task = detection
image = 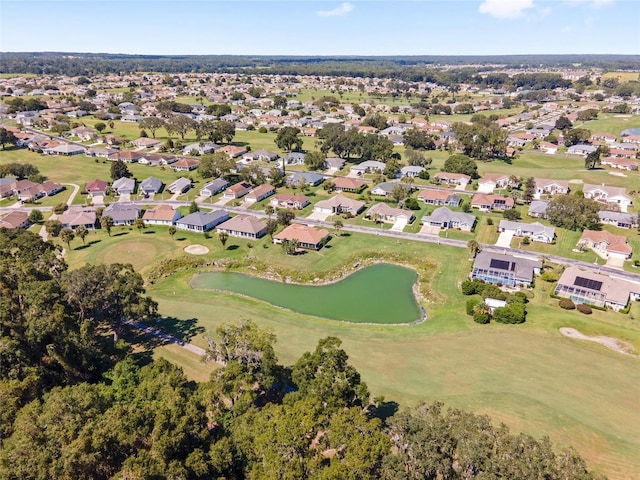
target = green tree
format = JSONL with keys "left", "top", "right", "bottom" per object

{"left": 333, "top": 219, "right": 344, "bottom": 236}
{"left": 60, "top": 227, "right": 75, "bottom": 250}
{"left": 100, "top": 215, "right": 114, "bottom": 236}
{"left": 199, "top": 152, "right": 235, "bottom": 179}
{"left": 467, "top": 239, "right": 480, "bottom": 258}
{"left": 443, "top": 154, "right": 479, "bottom": 178}
{"left": 265, "top": 218, "right": 279, "bottom": 239}
{"left": 28, "top": 209, "right": 44, "bottom": 224}
{"left": 139, "top": 116, "right": 166, "bottom": 138}
{"left": 276, "top": 209, "right": 295, "bottom": 226}
{"left": 110, "top": 160, "right": 131, "bottom": 180}
{"left": 189, "top": 200, "right": 199, "bottom": 214}
{"left": 168, "top": 225, "right": 176, "bottom": 239}
{"left": 564, "top": 128, "right": 591, "bottom": 147}
{"left": 218, "top": 231, "right": 229, "bottom": 249}
{"left": 75, "top": 225, "right": 88, "bottom": 245}
{"left": 304, "top": 150, "right": 326, "bottom": 170}
{"left": 45, "top": 219, "right": 63, "bottom": 237}
{"left": 523, "top": 176, "right": 536, "bottom": 203}
{"left": 94, "top": 122, "right": 106, "bottom": 133}
{"left": 0, "top": 128, "right": 18, "bottom": 149}
{"left": 546, "top": 194, "right": 600, "bottom": 231}
{"left": 452, "top": 121, "right": 507, "bottom": 159}
{"left": 133, "top": 217, "right": 145, "bottom": 232}
{"left": 403, "top": 128, "right": 435, "bottom": 150}
{"left": 165, "top": 115, "right": 197, "bottom": 140}
{"left": 274, "top": 126, "right": 303, "bottom": 152}
{"left": 291, "top": 337, "right": 369, "bottom": 409}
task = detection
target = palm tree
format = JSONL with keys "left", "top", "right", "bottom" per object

{"left": 333, "top": 219, "right": 344, "bottom": 236}
{"left": 265, "top": 205, "right": 275, "bottom": 219}
{"left": 467, "top": 240, "right": 480, "bottom": 258}
{"left": 60, "top": 228, "right": 75, "bottom": 250}
{"left": 100, "top": 215, "right": 114, "bottom": 236}
{"left": 168, "top": 226, "right": 176, "bottom": 240}
{"left": 75, "top": 225, "right": 88, "bottom": 245}
{"left": 133, "top": 218, "right": 145, "bottom": 233}
{"left": 218, "top": 231, "right": 229, "bottom": 250}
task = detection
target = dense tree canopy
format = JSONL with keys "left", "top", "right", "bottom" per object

{"left": 546, "top": 194, "right": 601, "bottom": 231}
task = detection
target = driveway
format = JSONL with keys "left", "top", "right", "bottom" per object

{"left": 391, "top": 218, "right": 408, "bottom": 232}
{"left": 119, "top": 194, "right": 131, "bottom": 202}
{"left": 91, "top": 195, "right": 105, "bottom": 206}
{"left": 495, "top": 230, "right": 515, "bottom": 248}
{"left": 420, "top": 224, "right": 441, "bottom": 236}
{"left": 306, "top": 210, "right": 332, "bottom": 221}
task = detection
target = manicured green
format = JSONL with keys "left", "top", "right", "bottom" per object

{"left": 191, "top": 263, "right": 421, "bottom": 324}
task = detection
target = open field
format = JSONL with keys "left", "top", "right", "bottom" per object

{"left": 601, "top": 71, "right": 640, "bottom": 83}
{"left": 579, "top": 113, "right": 640, "bottom": 136}
{"left": 31, "top": 190, "right": 640, "bottom": 480}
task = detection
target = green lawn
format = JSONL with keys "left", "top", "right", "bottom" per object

{"left": 48, "top": 206, "right": 640, "bottom": 480}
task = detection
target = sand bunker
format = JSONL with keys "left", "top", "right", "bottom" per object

{"left": 184, "top": 244, "right": 210, "bottom": 255}
{"left": 560, "top": 327, "right": 637, "bottom": 357}
{"left": 608, "top": 171, "right": 627, "bottom": 177}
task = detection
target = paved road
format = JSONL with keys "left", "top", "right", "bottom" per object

{"left": 3, "top": 196, "right": 639, "bottom": 284}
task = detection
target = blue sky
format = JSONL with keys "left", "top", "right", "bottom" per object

{"left": 1, "top": 0, "right": 638, "bottom": 55}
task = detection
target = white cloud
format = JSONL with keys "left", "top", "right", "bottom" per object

{"left": 565, "top": 0, "right": 615, "bottom": 8}
{"left": 479, "top": 0, "right": 535, "bottom": 18}
{"left": 316, "top": 2, "right": 354, "bottom": 17}
{"left": 540, "top": 6, "right": 552, "bottom": 17}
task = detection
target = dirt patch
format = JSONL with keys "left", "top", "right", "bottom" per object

{"left": 560, "top": 327, "right": 637, "bottom": 357}
{"left": 184, "top": 244, "right": 210, "bottom": 255}
{"left": 608, "top": 171, "right": 627, "bottom": 177}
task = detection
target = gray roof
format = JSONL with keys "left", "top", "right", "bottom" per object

{"left": 176, "top": 210, "right": 228, "bottom": 228}
{"left": 103, "top": 203, "right": 140, "bottom": 222}
{"left": 140, "top": 177, "right": 163, "bottom": 193}
{"left": 473, "top": 251, "right": 542, "bottom": 283}
{"left": 0, "top": 177, "right": 17, "bottom": 188}
{"left": 287, "top": 171, "right": 324, "bottom": 185}
{"left": 598, "top": 210, "right": 636, "bottom": 224}
{"left": 400, "top": 166, "right": 425, "bottom": 174}
{"left": 422, "top": 207, "right": 475, "bottom": 226}
{"left": 201, "top": 178, "right": 229, "bottom": 193}
{"left": 499, "top": 220, "right": 555, "bottom": 238}
{"left": 168, "top": 177, "right": 192, "bottom": 193}
{"left": 528, "top": 200, "right": 549, "bottom": 215}
{"left": 112, "top": 177, "right": 135, "bottom": 191}
{"left": 371, "top": 182, "right": 398, "bottom": 194}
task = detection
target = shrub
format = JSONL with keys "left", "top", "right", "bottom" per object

{"left": 53, "top": 203, "right": 68, "bottom": 215}
{"left": 493, "top": 303, "right": 526, "bottom": 324}
{"left": 559, "top": 299, "right": 576, "bottom": 310}
{"left": 473, "top": 310, "right": 490, "bottom": 324}
{"left": 404, "top": 197, "right": 421, "bottom": 210}
{"left": 466, "top": 297, "right": 481, "bottom": 316}
{"left": 576, "top": 304, "right": 592, "bottom": 314}
{"left": 522, "top": 236, "right": 530, "bottom": 245}
{"left": 486, "top": 217, "right": 494, "bottom": 226}
{"left": 461, "top": 279, "right": 484, "bottom": 295}
{"left": 540, "top": 271, "right": 559, "bottom": 282}
{"left": 508, "top": 292, "right": 528, "bottom": 305}
{"left": 481, "top": 284, "right": 508, "bottom": 300}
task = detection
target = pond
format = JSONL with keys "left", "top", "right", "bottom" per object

{"left": 191, "top": 263, "right": 423, "bottom": 324}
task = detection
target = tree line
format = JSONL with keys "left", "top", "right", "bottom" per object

{"left": 0, "top": 230, "right": 605, "bottom": 479}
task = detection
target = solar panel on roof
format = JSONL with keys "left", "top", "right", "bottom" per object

{"left": 489, "top": 258, "right": 511, "bottom": 271}
{"left": 574, "top": 276, "right": 603, "bottom": 291}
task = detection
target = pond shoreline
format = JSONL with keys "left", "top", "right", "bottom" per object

{"left": 190, "top": 261, "right": 428, "bottom": 326}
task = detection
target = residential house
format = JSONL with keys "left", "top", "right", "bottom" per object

{"left": 433, "top": 172, "right": 471, "bottom": 188}
{"left": 471, "top": 251, "right": 542, "bottom": 287}
{"left": 471, "top": 193, "right": 514, "bottom": 212}
{"left": 243, "top": 149, "right": 279, "bottom": 163}
{"left": 331, "top": 177, "right": 366, "bottom": 193}
{"left": 139, "top": 177, "right": 163, "bottom": 195}
{"left": 167, "top": 177, "right": 192, "bottom": 194}
{"left": 86, "top": 146, "right": 119, "bottom": 158}
{"left": 175, "top": 210, "right": 229, "bottom": 233}
{"left": 417, "top": 189, "right": 462, "bottom": 207}
{"left": 216, "top": 215, "right": 267, "bottom": 239}
{"left": 567, "top": 144, "right": 598, "bottom": 156}
{"left": 39, "top": 181, "right": 64, "bottom": 197}
{"left": 400, "top": 166, "right": 425, "bottom": 178}
{"left": 0, "top": 210, "right": 30, "bottom": 229}
{"left": 533, "top": 178, "right": 570, "bottom": 199}
{"left": 43, "top": 143, "right": 86, "bottom": 156}
{"left": 131, "top": 137, "right": 163, "bottom": 149}
{"left": 421, "top": 207, "right": 476, "bottom": 231}
{"left": 182, "top": 142, "right": 218, "bottom": 156}
{"left": 314, "top": 194, "right": 365, "bottom": 216}
{"left": 600, "top": 157, "right": 639, "bottom": 171}
{"left": 223, "top": 181, "right": 253, "bottom": 199}
{"left": 70, "top": 126, "right": 98, "bottom": 141}
{"left": 283, "top": 152, "right": 306, "bottom": 165}
{"left": 554, "top": 267, "right": 640, "bottom": 311}
{"left": 583, "top": 184, "right": 633, "bottom": 212}
{"left": 598, "top": 210, "right": 638, "bottom": 229}
{"left": 498, "top": 220, "right": 555, "bottom": 243}
{"left": 371, "top": 182, "right": 401, "bottom": 197}
{"left": 477, "top": 173, "right": 516, "bottom": 193}
{"left": 365, "top": 203, "right": 415, "bottom": 224}
{"left": 218, "top": 145, "right": 247, "bottom": 158}
{"left": 273, "top": 224, "right": 330, "bottom": 250}
{"left": 171, "top": 157, "right": 200, "bottom": 171}
{"left": 527, "top": 200, "right": 549, "bottom": 218}
{"left": 287, "top": 171, "right": 324, "bottom": 187}
{"left": 143, "top": 204, "right": 182, "bottom": 226}
{"left": 112, "top": 177, "right": 136, "bottom": 195}
{"left": 58, "top": 207, "right": 97, "bottom": 230}
{"left": 103, "top": 203, "right": 141, "bottom": 225}
{"left": 199, "top": 178, "right": 229, "bottom": 197}
{"left": 537, "top": 141, "right": 559, "bottom": 154}
{"left": 246, "top": 184, "right": 276, "bottom": 204}
{"left": 138, "top": 153, "right": 176, "bottom": 166}
{"left": 578, "top": 230, "right": 632, "bottom": 259}
{"left": 270, "top": 193, "right": 310, "bottom": 210}
{"left": 85, "top": 179, "right": 109, "bottom": 197}
{"left": 108, "top": 150, "right": 142, "bottom": 163}
{"left": 324, "top": 157, "right": 346, "bottom": 171}
{"left": 349, "top": 160, "right": 385, "bottom": 176}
